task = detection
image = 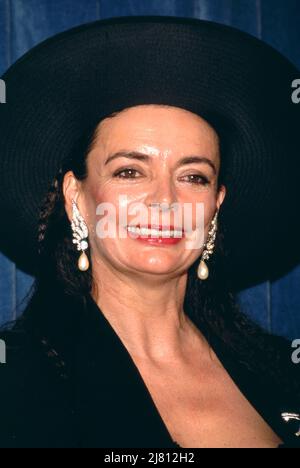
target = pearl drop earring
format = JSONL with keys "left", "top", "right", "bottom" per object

{"left": 71, "top": 199, "right": 90, "bottom": 272}
{"left": 197, "top": 210, "right": 218, "bottom": 280}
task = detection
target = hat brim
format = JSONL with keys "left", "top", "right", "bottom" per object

{"left": 0, "top": 15, "right": 299, "bottom": 290}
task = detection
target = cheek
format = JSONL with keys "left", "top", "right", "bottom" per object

{"left": 204, "top": 196, "right": 217, "bottom": 226}
{"left": 180, "top": 190, "right": 218, "bottom": 229}
{"left": 87, "top": 181, "right": 116, "bottom": 205}
{"left": 85, "top": 183, "right": 140, "bottom": 243}
{"left": 85, "top": 183, "right": 119, "bottom": 222}
{"left": 86, "top": 180, "right": 143, "bottom": 212}
{"left": 81, "top": 184, "right": 113, "bottom": 241}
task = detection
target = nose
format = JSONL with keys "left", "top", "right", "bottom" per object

{"left": 146, "top": 175, "right": 178, "bottom": 209}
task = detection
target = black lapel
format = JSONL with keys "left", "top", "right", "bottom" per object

{"left": 70, "top": 294, "right": 177, "bottom": 448}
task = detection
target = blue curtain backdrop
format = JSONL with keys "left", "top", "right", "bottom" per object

{"left": 0, "top": 0, "right": 300, "bottom": 338}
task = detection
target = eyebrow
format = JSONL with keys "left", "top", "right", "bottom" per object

{"left": 104, "top": 150, "right": 217, "bottom": 175}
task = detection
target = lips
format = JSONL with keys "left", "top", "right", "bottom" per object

{"left": 128, "top": 223, "right": 184, "bottom": 232}
{"left": 125, "top": 223, "right": 185, "bottom": 244}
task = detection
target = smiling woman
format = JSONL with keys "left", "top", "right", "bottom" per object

{"left": 62, "top": 104, "right": 224, "bottom": 287}
{"left": 0, "top": 16, "right": 299, "bottom": 448}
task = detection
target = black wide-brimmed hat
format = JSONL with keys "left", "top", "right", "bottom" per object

{"left": 0, "top": 15, "right": 299, "bottom": 290}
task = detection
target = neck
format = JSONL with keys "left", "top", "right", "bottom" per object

{"left": 91, "top": 258, "right": 203, "bottom": 362}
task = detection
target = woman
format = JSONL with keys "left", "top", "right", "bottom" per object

{"left": 0, "top": 16, "right": 299, "bottom": 448}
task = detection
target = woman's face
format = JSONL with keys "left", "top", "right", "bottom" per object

{"left": 64, "top": 104, "right": 226, "bottom": 279}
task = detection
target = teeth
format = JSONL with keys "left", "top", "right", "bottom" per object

{"left": 126, "top": 226, "right": 183, "bottom": 238}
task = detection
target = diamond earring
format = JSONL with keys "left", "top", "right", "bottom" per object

{"left": 197, "top": 210, "right": 218, "bottom": 280}
{"left": 71, "top": 199, "right": 90, "bottom": 272}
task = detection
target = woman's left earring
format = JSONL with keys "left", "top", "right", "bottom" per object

{"left": 197, "top": 210, "right": 218, "bottom": 281}
{"left": 71, "top": 199, "right": 90, "bottom": 272}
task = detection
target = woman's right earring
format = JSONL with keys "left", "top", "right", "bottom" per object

{"left": 197, "top": 210, "right": 218, "bottom": 281}
{"left": 71, "top": 199, "right": 90, "bottom": 272}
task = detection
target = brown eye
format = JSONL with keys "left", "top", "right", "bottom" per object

{"left": 113, "top": 168, "right": 141, "bottom": 179}
{"left": 181, "top": 174, "right": 210, "bottom": 185}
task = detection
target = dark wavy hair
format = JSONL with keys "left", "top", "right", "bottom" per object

{"left": 8, "top": 107, "right": 299, "bottom": 398}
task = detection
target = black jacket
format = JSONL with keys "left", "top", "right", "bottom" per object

{"left": 0, "top": 288, "right": 299, "bottom": 448}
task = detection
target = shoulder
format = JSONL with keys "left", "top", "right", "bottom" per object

{"left": 0, "top": 325, "right": 76, "bottom": 448}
